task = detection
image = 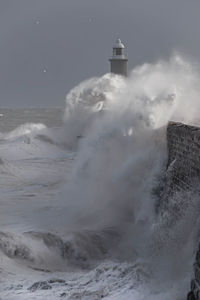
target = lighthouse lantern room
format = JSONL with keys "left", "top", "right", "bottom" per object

{"left": 109, "top": 38, "right": 128, "bottom": 76}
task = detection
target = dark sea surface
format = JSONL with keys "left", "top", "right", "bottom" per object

{"left": 0, "top": 108, "right": 63, "bottom": 132}
{"left": 0, "top": 108, "right": 142, "bottom": 300}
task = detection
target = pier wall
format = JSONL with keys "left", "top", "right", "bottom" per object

{"left": 166, "top": 122, "right": 200, "bottom": 193}
{"left": 166, "top": 122, "right": 200, "bottom": 299}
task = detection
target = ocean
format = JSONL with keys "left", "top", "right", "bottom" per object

{"left": 1, "top": 56, "right": 200, "bottom": 299}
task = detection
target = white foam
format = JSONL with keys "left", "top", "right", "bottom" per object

{"left": 1, "top": 55, "right": 200, "bottom": 299}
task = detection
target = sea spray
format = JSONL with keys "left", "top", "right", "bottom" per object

{"left": 1, "top": 55, "right": 200, "bottom": 299}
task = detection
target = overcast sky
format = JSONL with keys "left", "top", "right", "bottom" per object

{"left": 0, "top": 0, "right": 200, "bottom": 107}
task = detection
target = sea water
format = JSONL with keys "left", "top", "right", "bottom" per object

{"left": 1, "top": 56, "right": 200, "bottom": 299}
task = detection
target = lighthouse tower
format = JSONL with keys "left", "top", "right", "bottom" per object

{"left": 109, "top": 38, "right": 128, "bottom": 76}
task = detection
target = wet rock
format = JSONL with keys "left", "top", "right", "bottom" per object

{"left": 196, "top": 250, "right": 200, "bottom": 266}
{"left": 29, "top": 266, "right": 51, "bottom": 273}
{"left": 60, "top": 292, "right": 67, "bottom": 297}
{"left": 6, "top": 284, "right": 23, "bottom": 291}
{"left": 48, "top": 278, "right": 65, "bottom": 284}
{"left": 68, "top": 290, "right": 106, "bottom": 299}
{"left": 28, "top": 281, "right": 52, "bottom": 292}
{"left": 0, "top": 231, "right": 33, "bottom": 261}
{"left": 195, "top": 264, "right": 200, "bottom": 285}
{"left": 187, "top": 291, "right": 195, "bottom": 300}
{"left": 188, "top": 246, "right": 200, "bottom": 299}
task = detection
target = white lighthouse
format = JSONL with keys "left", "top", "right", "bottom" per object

{"left": 109, "top": 38, "right": 128, "bottom": 76}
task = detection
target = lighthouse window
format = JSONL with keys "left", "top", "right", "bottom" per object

{"left": 116, "top": 48, "right": 122, "bottom": 55}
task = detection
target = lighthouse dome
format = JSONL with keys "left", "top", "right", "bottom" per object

{"left": 109, "top": 38, "right": 128, "bottom": 76}
{"left": 114, "top": 38, "right": 125, "bottom": 49}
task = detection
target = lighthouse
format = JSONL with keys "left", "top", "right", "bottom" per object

{"left": 109, "top": 38, "right": 128, "bottom": 76}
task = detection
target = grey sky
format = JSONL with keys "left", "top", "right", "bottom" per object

{"left": 0, "top": 0, "right": 200, "bottom": 107}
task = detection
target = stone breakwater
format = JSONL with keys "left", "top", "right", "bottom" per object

{"left": 167, "top": 122, "right": 200, "bottom": 192}
{"left": 166, "top": 122, "right": 200, "bottom": 300}
{"left": 189, "top": 244, "right": 200, "bottom": 300}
